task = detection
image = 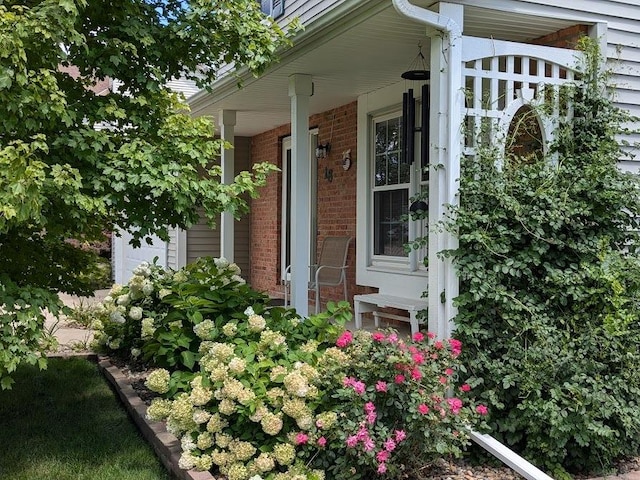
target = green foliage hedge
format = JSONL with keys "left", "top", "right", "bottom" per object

{"left": 445, "top": 38, "right": 640, "bottom": 476}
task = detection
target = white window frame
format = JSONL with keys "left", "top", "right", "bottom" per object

{"left": 370, "top": 111, "right": 427, "bottom": 272}
{"left": 356, "top": 81, "right": 428, "bottom": 299}
{"left": 259, "top": 0, "right": 284, "bottom": 19}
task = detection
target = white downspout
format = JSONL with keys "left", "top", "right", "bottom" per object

{"left": 391, "top": 0, "right": 463, "bottom": 339}
{"left": 392, "top": 0, "right": 461, "bottom": 38}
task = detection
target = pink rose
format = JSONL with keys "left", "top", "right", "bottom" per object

{"left": 317, "top": 436, "right": 327, "bottom": 447}
{"left": 447, "top": 397, "right": 463, "bottom": 415}
{"left": 412, "top": 352, "right": 425, "bottom": 365}
{"left": 460, "top": 383, "right": 471, "bottom": 392}
{"left": 434, "top": 340, "right": 444, "bottom": 350}
{"left": 394, "top": 430, "right": 406, "bottom": 442}
{"left": 448, "top": 338, "right": 462, "bottom": 356}
{"left": 336, "top": 331, "right": 353, "bottom": 348}
{"left": 445, "top": 368, "right": 454, "bottom": 376}
{"left": 376, "top": 450, "right": 389, "bottom": 462}
{"left": 353, "top": 380, "right": 366, "bottom": 395}
{"left": 346, "top": 435, "right": 358, "bottom": 448}
{"left": 476, "top": 404, "right": 488, "bottom": 415}
{"left": 295, "top": 432, "right": 309, "bottom": 445}
{"left": 375, "top": 381, "right": 387, "bottom": 392}
{"left": 383, "top": 438, "right": 396, "bottom": 452}
{"left": 394, "top": 374, "right": 405, "bottom": 384}
{"left": 377, "top": 463, "right": 387, "bottom": 474}
{"left": 411, "top": 368, "right": 423, "bottom": 380}
{"left": 372, "top": 332, "right": 386, "bottom": 342}
{"left": 412, "top": 332, "right": 425, "bottom": 342}
{"left": 363, "top": 437, "right": 375, "bottom": 451}
{"left": 418, "top": 403, "right": 429, "bottom": 415}
{"left": 364, "top": 402, "right": 376, "bottom": 413}
{"left": 366, "top": 412, "right": 377, "bottom": 424}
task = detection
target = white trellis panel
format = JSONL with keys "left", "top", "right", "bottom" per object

{"left": 460, "top": 36, "right": 584, "bottom": 158}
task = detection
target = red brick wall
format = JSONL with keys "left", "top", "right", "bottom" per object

{"left": 531, "top": 25, "right": 588, "bottom": 49}
{"left": 59, "top": 64, "right": 111, "bottom": 95}
{"left": 249, "top": 101, "right": 375, "bottom": 306}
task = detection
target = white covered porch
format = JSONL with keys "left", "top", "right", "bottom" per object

{"left": 189, "top": 0, "right": 596, "bottom": 338}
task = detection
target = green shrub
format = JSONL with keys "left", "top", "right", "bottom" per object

{"left": 442, "top": 38, "right": 640, "bottom": 476}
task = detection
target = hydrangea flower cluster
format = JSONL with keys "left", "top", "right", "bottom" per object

{"left": 143, "top": 294, "right": 349, "bottom": 480}
{"left": 93, "top": 257, "right": 262, "bottom": 369}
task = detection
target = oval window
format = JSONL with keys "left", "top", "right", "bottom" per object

{"left": 505, "top": 105, "right": 544, "bottom": 165}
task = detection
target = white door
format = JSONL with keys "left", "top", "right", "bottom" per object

{"left": 281, "top": 132, "right": 318, "bottom": 280}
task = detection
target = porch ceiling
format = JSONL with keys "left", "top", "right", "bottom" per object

{"left": 189, "top": 2, "right": 580, "bottom": 137}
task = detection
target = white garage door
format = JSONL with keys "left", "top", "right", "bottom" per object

{"left": 112, "top": 230, "right": 167, "bottom": 285}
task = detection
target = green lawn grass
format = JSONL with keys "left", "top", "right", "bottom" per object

{"left": 0, "top": 357, "right": 172, "bottom": 480}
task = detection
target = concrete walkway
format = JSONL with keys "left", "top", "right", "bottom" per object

{"left": 45, "top": 289, "right": 109, "bottom": 354}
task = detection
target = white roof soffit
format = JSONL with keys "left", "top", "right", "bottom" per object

{"left": 189, "top": 1, "right": 581, "bottom": 137}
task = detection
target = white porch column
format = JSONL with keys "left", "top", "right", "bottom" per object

{"left": 427, "top": 3, "right": 463, "bottom": 339}
{"left": 219, "top": 110, "right": 236, "bottom": 262}
{"left": 288, "top": 74, "right": 313, "bottom": 316}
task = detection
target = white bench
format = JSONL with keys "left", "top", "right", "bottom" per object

{"left": 353, "top": 293, "right": 428, "bottom": 335}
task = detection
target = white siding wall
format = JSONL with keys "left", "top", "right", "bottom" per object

{"left": 280, "top": 0, "right": 347, "bottom": 26}
{"left": 165, "top": 77, "right": 200, "bottom": 101}
{"left": 167, "top": 227, "right": 178, "bottom": 269}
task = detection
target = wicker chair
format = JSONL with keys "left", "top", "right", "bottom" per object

{"left": 283, "top": 236, "right": 352, "bottom": 313}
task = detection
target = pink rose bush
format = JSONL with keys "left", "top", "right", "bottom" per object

{"left": 302, "top": 329, "right": 488, "bottom": 479}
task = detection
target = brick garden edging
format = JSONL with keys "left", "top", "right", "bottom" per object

{"left": 97, "top": 356, "right": 217, "bottom": 480}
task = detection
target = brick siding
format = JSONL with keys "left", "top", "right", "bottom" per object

{"left": 531, "top": 25, "right": 589, "bottom": 49}
{"left": 249, "top": 101, "right": 376, "bottom": 306}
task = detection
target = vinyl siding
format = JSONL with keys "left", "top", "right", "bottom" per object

{"left": 233, "top": 137, "right": 252, "bottom": 284}
{"left": 187, "top": 211, "right": 221, "bottom": 264}
{"left": 182, "top": 137, "right": 252, "bottom": 281}
{"left": 167, "top": 227, "right": 178, "bottom": 270}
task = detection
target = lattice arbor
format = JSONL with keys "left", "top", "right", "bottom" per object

{"left": 460, "top": 37, "right": 583, "bottom": 166}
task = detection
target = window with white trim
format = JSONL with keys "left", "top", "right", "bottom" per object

{"left": 259, "top": 0, "right": 284, "bottom": 19}
{"left": 371, "top": 112, "right": 427, "bottom": 267}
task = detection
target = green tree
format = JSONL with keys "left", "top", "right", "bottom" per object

{"left": 0, "top": 0, "right": 294, "bottom": 388}
{"left": 441, "top": 38, "right": 640, "bottom": 475}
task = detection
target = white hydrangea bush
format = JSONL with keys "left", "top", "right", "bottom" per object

{"left": 145, "top": 304, "right": 352, "bottom": 480}
{"left": 92, "top": 257, "right": 262, "bottom": 369}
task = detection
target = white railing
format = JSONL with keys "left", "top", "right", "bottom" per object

{"left": 469, "top": 430, "right": 555, "bottom": 480}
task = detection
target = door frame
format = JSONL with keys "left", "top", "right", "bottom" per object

{"left": 281, "top": 130, "right": 319, "bottom": 280}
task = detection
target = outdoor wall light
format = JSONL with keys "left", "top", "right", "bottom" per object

{"left": 315, "top": 142, "right": 331, "bottom": 160}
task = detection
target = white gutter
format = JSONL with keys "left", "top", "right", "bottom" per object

{"left": 391, "top": 0, "right": 461, "bottom": 38}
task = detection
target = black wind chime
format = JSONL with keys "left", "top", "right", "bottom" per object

{"left": 401, "top": 44, "right": 430, "bottom": 214}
